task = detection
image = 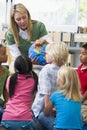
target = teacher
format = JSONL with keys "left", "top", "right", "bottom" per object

{"left": 6, "top": 3, "right": 48, "bottom": 73}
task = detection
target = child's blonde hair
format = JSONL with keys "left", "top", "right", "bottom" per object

{"left": 46, "top": 42, "right": 69, "bottom": 66}
{"left": 57, "top": 66, "right": 81, "bottom": 101}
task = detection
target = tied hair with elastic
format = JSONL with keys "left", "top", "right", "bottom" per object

{"left": 26, "top": 71, "right": 33, "bottom": 78}
{"left": 16, "top": 69, "right": 19, "bottom": 74}
{"left": 30, "top": 71, "right": 33, "bottom": 77}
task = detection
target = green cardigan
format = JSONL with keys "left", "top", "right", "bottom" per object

{"left": 6, "top": 21, "right": 48, "bottom": 56}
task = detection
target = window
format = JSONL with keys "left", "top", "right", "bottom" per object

{"left": 0, "top": 0, "right": 87, "bottom": 32}
{"left": 0, "top": 0, "right": 14, "bottom": 31}
{"left": 0, "top": 0, "right": 6, "bottom": 30}
{"left": 14, "top": 0, "right": 79, "bottom": 32}
{"left": 79, "top": 0, "right": 87, "bottom": 27}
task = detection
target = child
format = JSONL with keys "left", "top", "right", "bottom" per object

{"left": 77, "top": 43, "right": 87, "bottom": 130}
{"left": 32, "top": 42, "right": 69, "bottom": 127}
{"left": 77, "top": 43, "right": 87, "bottom": 102}
{"left": 0, "top": 44, "right": 10, "bottom": 121}
{"left": 1, "top": 55, "right": 38, "bottom": 130}
{"left": 39, "top": 66, "right": 82, "bottom": 130}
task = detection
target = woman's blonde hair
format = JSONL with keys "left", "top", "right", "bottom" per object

{"left": 10, "top": 3, "right": 35, "bottom": 45}
{"left": 46, "top": 42, "right": 69, "bottom": 66}
{"left": 57, "top": 66, "right": 81, "bottom": 101}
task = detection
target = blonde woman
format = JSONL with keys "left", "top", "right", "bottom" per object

{"left": 32, "top": 42, "right": 69, "bottom": 129}
{"left": 39, "top": 66, "right": 82, "bottom": 130}
{"left": 6, "top": 3, "right": 48, "bottom": 72}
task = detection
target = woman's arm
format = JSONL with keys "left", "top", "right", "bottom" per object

{"left": 34, "top": 38, "right": 48, "bottom": 46}
{"left": 34, "top": 34, "right": 52, "bottom": 47}
{"left": 8, "top": 44, "right": 21, "bottom": 60}
{"left": 6, "top": 30, "right": 21, "bottom": 72}
{"left": 7, "top": 44, "right": 21, "bottom": 73}
{"left": 32, "top": 21, "right": 51, "bottom": 46}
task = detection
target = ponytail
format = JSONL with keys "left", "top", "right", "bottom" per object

{"left": 9, "top": 71, "right": 18, "bottom": 98}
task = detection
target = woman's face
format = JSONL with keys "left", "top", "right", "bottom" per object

{"left": 14, "top": 12, "right": 28, "bottom": 30}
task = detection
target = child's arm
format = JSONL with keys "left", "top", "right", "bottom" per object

{"left": 3, "top": 75, "right": 10, "bottom": 107}
{"left": 44, "top": 99, "right": 53, "bottom": 116}
{"left": 3, "top": 85, "right": 8, "bottom": 109}
{"left": 44, "top": 94, "right": 50, "bottom": 108}
{"left": 3, "top": 87, "right": 8, "bottom": 103}
{"left": 82, "top": 90, "right": 87, "bottom": 102}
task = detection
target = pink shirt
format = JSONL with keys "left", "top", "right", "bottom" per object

{"left": 2, "top": 74, "right": 35, "bottom": 121}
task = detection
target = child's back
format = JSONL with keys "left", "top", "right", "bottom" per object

{"left": 1, "top": 55, "right": 38, "bottom": 130}
{"left": 32, "top": 42, "right": 69, "bottom": 118}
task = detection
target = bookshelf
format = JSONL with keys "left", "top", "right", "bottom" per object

{"left": 68, "top": 47, "right": 80, "bottom": 53}
{"left": 49, "top": 30, "right": 87, "bottom": 67}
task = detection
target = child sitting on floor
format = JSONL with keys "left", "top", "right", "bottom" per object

{"left": 0, "top": 44, "right": 10, "bottom": 121}
{"left": 39, "top": 66, "right": 82, "bottom": 130}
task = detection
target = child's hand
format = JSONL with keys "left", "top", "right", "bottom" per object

{"left": 50, "top": 107, "right": 56, "bottom": 117}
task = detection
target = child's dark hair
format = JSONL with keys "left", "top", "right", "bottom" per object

{"left": 0, "top": 44, "right": 5, "bottom": 48}
{"left": 0, "top": 43, "right": 6, "bottom": 48}
{"left": 82, "top": 43, "right": 87, "bottom": 50}
{"left": 9, "top": 55, "right": 38, "bottom": 98}
{"left": 0, "top": 44, "right": 2, "bottom": 47}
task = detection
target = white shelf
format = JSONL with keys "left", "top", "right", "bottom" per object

{"left": 68, "top": 47, "right": 80, "bottom": 53}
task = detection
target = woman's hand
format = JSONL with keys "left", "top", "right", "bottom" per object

{"left": 29, "top": 55, "right": 38, "bottom": 64}
{"left": 34, "top": 38, "right": 48, "bottom": 47}
{"left": 29, "top": 55, "right": 44, "bottom": 65}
